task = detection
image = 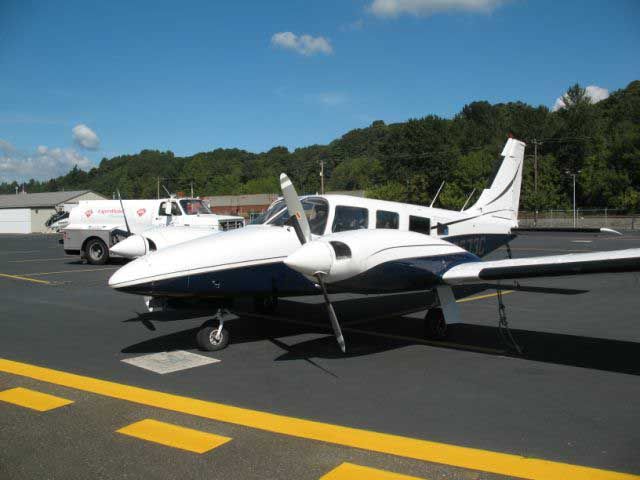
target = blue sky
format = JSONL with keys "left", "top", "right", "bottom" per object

{"left": 1, "top": 0, "right": 639, "bottom": 182}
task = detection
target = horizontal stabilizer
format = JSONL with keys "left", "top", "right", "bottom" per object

{"left": 443, "top": 248, "right": 640, "bottom": 284}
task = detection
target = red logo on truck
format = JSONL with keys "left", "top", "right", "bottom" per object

{"left": 137, "top": 208, "right": 146, "bottom": 217}
{"left": 85, "top": 209, "right": 93, "bottom": 218}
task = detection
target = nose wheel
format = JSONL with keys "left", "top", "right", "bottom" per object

{"left": 196, "top": 309, "right": 231, "bottom": 351}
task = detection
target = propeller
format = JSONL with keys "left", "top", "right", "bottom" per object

{"left": 279, "top": 173, "right": 346, "bottom": 353}
{"left": 116, "top": 188, "right": 131, "bottom": 235}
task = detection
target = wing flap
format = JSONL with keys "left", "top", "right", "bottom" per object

{"left": 442, "top": 248, "right": 640, "bottom": 285}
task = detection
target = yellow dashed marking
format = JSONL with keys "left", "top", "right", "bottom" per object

{"left": 0, "top": 273, "right": 51, "bottom": 285}
{"left": 28, "top": 267, "right": 118, "bottom": 276}
{"left": 0, "top": 387, "right": 73, "bottom": 411}
{"left": 457, "top": 290, "right": 514, "bottom": 303}
{"left": 0, "top": 358, "right": 637, "bottom": 480}
{"left": 321, "top": 463, "right": 427, "bottom": 479}
{"left": 117, "top": 419, "right": 231, "bottom": 453}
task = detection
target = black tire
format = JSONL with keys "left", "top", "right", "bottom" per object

{"left": 253, "top": 296, "right": 278, "bottom": 314}
{"left": 85, "top": 238, "right": 109, "bottom": 265}
{"left": 424, "top": 308, "right": 447, "bottom": 340}
{"left": 196, "top": 325, "right": 230, "bottom": 351}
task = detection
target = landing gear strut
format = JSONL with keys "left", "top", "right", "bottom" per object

{"left": 424, "top": 308, "right": 448, "bottom": 340}
{"left": 196, "top": 309, "right": 231, "bottom": 351}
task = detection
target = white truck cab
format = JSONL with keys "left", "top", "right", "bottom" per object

{"left": 62, "top": 197, "right": 244, "bottom": 264}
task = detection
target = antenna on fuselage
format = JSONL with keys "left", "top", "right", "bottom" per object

{"left": 429, "top": 181, "right": 445, "bottom": 208}
{"left": 460, "top": 188, "right": 476, "bottom": 212}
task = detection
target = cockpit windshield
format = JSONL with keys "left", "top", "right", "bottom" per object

{"left": 249, "top": 200, "right": 286, "bottom": 225}
{"left": 180, "top": 199, "right": 212, "bottom": 215}
{"left": 252, "top": 198, "right": 329, "bottom": 236}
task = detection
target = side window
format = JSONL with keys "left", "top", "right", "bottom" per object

{"left": 332, "top": 206, "right": 369, "bottom": 233}
{"left": 376, "top": 210, "right": 399, "bottom": 229}
{"left": 409, "top": 215, "right": 431, "bottom": 235}
{"left": 158, "top": 201, "right": 182, "bottom": 216}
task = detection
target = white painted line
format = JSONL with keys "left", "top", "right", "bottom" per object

{"left": 121, "top": 351, "right": 220, "bottom": 374}
{"left": 571, "top": 240, "right": 593, "bottom": 243}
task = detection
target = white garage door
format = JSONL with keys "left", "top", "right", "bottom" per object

{"left": 0, "top": 208, "right": 31, "bottom": 234}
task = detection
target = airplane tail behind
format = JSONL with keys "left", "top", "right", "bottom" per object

{"left": 468, "top": 138, "right": 526, "bottom": 225}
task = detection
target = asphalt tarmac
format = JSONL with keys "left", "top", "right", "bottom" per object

{"left": 1, "top": 232, "right": 639, "bottom": 479}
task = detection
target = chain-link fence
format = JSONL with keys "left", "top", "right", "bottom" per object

{"left": 518, "top": 209, "right": 640, "bottom": 230}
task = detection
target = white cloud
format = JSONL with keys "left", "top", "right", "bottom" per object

{"left": 552, "top": 85, "right": 610, "bottom": 111}
{"left": 271, "top": 32, "right": 333, "bottom": 56}
{"left": 369, "top": 0, "right": 508, "bottom": 17}
{"left": 72, "top": 123, "right": 100, "bottom": 150}
{"left": 0, "top": 139, "right": 16, "bottom": 152}
{"left": 0, "top": 144, "right": 92, "bottom": 182}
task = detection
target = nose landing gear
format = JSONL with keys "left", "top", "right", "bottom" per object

{"left": 196, "top": 309, "right": 231, "bottom": 351}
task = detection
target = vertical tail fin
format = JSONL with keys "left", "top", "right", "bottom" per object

{"left": 469, "top": 138, "right": 526, "bottom": 225}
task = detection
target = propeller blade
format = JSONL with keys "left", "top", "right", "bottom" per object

{"left": 116, "top": 188, "right": 131, "bottom": 234}
{"left": 316, "top": 274, "right": 346, "bottom": 353}
{"left": 280, "top": 173, "right": 311, "bottom": 244}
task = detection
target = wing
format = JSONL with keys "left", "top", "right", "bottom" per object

{"left": 442, "top": 248, "right": 640, "bottom": 284}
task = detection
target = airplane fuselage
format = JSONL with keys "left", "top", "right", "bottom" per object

{"left": 109, "top": 194, "right": 515, "bottom": 299}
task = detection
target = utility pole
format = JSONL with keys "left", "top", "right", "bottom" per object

{"left": 572, "top": 172, "right": 577, "bottom": 228}
{"left": 190, "top": 181, "right": 194, "bottom": 198}
{"left": 319, "top": 160, "right": 324, "bottom": 195}
{"left": 157, "top": 177, "right": 160, "bottom": 200}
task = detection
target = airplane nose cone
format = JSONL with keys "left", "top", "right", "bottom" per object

{"left": 110, "top": 235, "right": 147, "bottom": 259}
{"left": 108, "top": 256, "right": 149, "bottom": 289}
{"left": 284, "top": 241, "right": 333, "bottom": 277}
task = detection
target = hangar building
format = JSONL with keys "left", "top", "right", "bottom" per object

{"left": 0, "top": 190, "right": 106, "bottom": 234}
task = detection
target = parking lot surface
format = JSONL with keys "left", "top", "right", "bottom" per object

{"left": 1, "top": 233, "right": 639, "bottom": 479}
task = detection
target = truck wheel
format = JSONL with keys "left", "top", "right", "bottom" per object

{"left": 85, "top": 238, "right": 109, "bottom": 265}
{"left": 196, "top": 324, "right": 229, "bottom": 351}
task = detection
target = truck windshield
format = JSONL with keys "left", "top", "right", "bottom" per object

{"left": 262, "top": 198, "right": 329, "bottom": 236}
{"left": 180, "top": 199, "right": 212, "bottom": 215}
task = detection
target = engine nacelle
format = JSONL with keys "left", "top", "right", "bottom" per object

{"left": 284, "top": 229, "right": 467, "bottom": 284}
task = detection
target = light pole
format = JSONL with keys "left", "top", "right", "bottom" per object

{"left": 566, "top": 170, "right": 581, "bottom": 228}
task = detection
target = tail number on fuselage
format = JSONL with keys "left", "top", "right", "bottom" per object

{"left": 452, "top": 236, "right": 487, "bottom": 257}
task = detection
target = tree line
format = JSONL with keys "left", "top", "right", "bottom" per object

{"left": 2, "top": 81, "right": 639, "bottom": 212}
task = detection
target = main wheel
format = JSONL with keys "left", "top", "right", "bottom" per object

{"left": 424, "top": 308, "right": 447, "bottom": 340}
{"left": 85, "top": 238, "right": 109, "bottom": 265}
{"left": 253, "top": 296, "right": 278, "bottom": 314}
{"left": 196, "top": 323, "right": 230, "bottom": 351}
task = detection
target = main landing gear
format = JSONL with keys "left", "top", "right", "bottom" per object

{"left": 196, "top": 309, "right": 231, "bottom": 351}
{"left": 424, "top": 308, "right": 447, "bottom": 340}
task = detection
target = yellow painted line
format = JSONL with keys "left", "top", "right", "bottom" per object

{"left": 117, "top": 419, "right": 231, "bottom": 453}
{"left": 457, "top": 290, "right": 514, "bottom": 303}
{"left": 0, "top": 359, "right": 637, "bottom": 480}
{"left": 8, "top": 258, "right": 68, "bottom": 263}
{"left": 321, "top": 463, "right": 426, "bottom": 480}
{"left": 0, "top": 273, "right": 51, "bottom": 285}
{"left": 0, "top": 387, "right": 73, "bottom": 411}
{"left": 28, "top": 267, "right": 118, "bottom": 276}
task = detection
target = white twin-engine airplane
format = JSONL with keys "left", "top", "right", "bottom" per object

{"left": 109, "top": 138, "right": 640, "bottom": 352}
